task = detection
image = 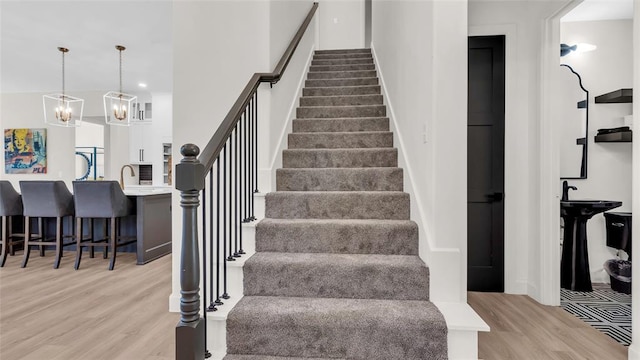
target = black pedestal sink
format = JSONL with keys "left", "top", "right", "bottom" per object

{"left": 561, "top": 200, "right": 622, "bottom": 291}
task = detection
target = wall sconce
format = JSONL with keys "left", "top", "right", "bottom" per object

{"left": 43, "top": 47, "right": 84, "bottom": 127}
{"left": 104, "top": 45, "right": 137, "bottom": 126}
{"left": 561, "top": 43, "right": 597, "bottom": 57}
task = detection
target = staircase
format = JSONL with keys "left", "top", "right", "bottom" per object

{"left": 224, "top": 48, "right": 448, "bottom": 359}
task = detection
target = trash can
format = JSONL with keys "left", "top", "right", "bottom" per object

{"left": 604, "top": 259, "right": 631, "bottom": 294}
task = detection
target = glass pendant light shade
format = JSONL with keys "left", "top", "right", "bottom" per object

{"left": 43, "top": 47, "right": 84, "bottom": 127}
{"left": 104, "top": 45, "right": 138, "bottom": 126}
{"left": 104, "top": 91, "right": 137, "bottom": 126}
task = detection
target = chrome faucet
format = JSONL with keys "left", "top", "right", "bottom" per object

{"left": 120, "top": 165, "right": 135, "bottom": 189}
{"left": 561, "top": 180, "right": 577, "bottom": 201}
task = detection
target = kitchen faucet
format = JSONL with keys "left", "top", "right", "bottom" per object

{"left": 120, "top": 165, "right": 135, "bottom": 190}
{"left": 561, "top": 180, "right": 577, "bottom": 201}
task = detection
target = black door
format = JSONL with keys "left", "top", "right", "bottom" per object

{"left": 467, "top": 36, "right": 505, "bottom": 292}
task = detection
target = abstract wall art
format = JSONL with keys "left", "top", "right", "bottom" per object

{"left": 4, "top": 128, "right": 47, "bottom": 174}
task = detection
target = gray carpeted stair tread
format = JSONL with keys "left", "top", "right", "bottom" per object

{"left": 224, "top": 356, "right": 338, "bottom": 360}
{"left": 310, "top": 64, "right": 375, "bottom": 72}
{"left": 313, "top": 53, "right": 373, "bottom": 60}
{"left": 312, "top": 58, "right": 374, "bottom": 66}
{"left": 265, "top": 191, "right": 410, "bottom": 220}
{"left": 256, "top": 218, "right": 418, "bottom": 255}
{"left": 244, "top": 252, "right": 429, "bottom": 300}
{"left": 303, "top": 85, "right": 381, "bottom": 97}
{"left": 315, "top": 48, "right": 371, "bottom": 55}
{"left": 276, "top": 167, "right": 403, "bottom": 191}
{"left": 307, "top": 70, "right": 377, "bottom": 80}
{"left": 292, "top": 117, "right": 389, "bottom": 133}
{"left": 282, "top": 148, "right": 398, "bottom": 168}
{"left": 300, "top": 94, "right": 383, "bottom": 107}
{"left": 226, "top": 296, "right": 447, "bottom": 360}
{"left": 305, "top": 78, "right": 378, "bottom": 87}
{"left": 297, "top": 104, "right": 386, "bottom": 119}
{"left": 288, "top": 131, "right": 392, "bottom": 149}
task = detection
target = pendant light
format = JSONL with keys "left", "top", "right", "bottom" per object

{"left": 43, "top": 47, "right": 84, "bottom": 127}
{"left": 104, "top": 45, "right": 137, "bottom": 126}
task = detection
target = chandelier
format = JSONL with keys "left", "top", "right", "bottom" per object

{"left": 43, "top": 47, "right": 84, "bottom": 127}
{"left": 104, "top": 45, "right": 137, "bottom": 126}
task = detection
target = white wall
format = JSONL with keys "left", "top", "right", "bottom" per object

{"left": 268, "top": 0, "right": 318, "bottom": 191}
{"left": 372, "top": 0, "right": 467, "bottom": 302}
{"left": 469, "top": 0, "right": 574, "bottom": 302}
{"left": 318, "top": 0, "right": 364, "bottom": 50}
{"left": 171, "top": 0, "right": 316, "bottom": 309}
{"left": 560, "top": 20, "right": 633, "bottom": 283}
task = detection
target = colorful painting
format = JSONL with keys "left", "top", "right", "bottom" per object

{"left": 4, "top": 128, "right": 47, "bottom": 174}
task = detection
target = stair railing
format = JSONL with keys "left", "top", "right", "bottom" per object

{"left": 175, "top": 3, "right": 319, "bottom": 359}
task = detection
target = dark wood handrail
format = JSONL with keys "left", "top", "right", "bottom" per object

{"left": 197, "top": 2, "right": 318, "bottom": 173}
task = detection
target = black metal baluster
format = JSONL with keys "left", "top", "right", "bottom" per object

{"left": 201, "top": 183, "right": 212, "bottom": 358}
{"left": 215, "top": 157, "right": 223, "bottom": 306}
{"left": 251, "top": 90, "right": 258, "bottom": 220}
{"left": 249, "top": 95, "right": 254, "bottom": 222}
{"left": 207, "top": 167, "right": 217, "bottom": 312}
{"left": 227, "top": 132, "right": 236, "bottom": 263}
{"left": 253, "top": 91, "right": 258, "bottom": 220}
{"left": 244, "top": 100, "right": 250, "bottom": 223}
{"left": 202, "top": 184, "right": 207, "bottom": 308}
{"left": 234, "top": 122, "right": 241, "bottom": 258}
{"left": 208, "top": 168, "right": 218, "bottom": 313}
{"left": 239, "top": 110, "right": 245, "bottom": 255}
{"left": 222, "top": 144, "right": 230, "bottom": 299}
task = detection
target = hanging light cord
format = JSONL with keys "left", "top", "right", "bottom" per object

{"left": 119, "top": 47, "right": 123, "bottom": 95}
{"left": 61, "top": 49, "right": 65, "bottom": 100}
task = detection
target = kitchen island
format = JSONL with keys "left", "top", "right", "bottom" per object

{"left": 123, "top": 188, "right": 172, "bottom": 265}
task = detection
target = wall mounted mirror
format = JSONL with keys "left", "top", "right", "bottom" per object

{"left": 559, "top": 64, "right": 588, "bottom": 179}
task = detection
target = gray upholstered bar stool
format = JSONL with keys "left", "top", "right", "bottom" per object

{"left": 20, "top": 180, "right": 75, "bottom": 269}
{"left": 0, "top": 181, "right": 25, "bottom": 267}
{"left": 72, "top": 181, "right": 135, "bottom": 270}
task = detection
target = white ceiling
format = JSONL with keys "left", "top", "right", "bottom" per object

{"left": 0, "top": 1, "right": 634, "bottom": 94}
{"left": 0, "top": 1, "right": 172, "bottom": 94}
{"left": 562, "top": 0, "right": 634, "bottom": 22}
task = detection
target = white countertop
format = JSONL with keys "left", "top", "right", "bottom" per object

{"left": 123, "top": 186, "right": 173, "bottom": 196}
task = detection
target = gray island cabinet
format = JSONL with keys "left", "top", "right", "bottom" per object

{"left": 123, "top": 190, "right": 172, "bottom": 264}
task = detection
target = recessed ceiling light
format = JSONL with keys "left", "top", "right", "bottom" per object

{"left": 138, "top": 83, "right": 148, "bottom": 88}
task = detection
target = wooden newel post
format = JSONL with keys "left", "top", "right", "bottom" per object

{"left": 175, "top": 144, "right": 206, "bottom": 360}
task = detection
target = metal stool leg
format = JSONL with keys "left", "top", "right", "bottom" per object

{"left": 53, "top": 217, "right": 62, "bottom": 269}
{"left": 108, "top": 217, "right": 117, "bottom": 271}
{"left": 0, "top": 216, "right": 7, "bottom": 267}
{"left": 21, "top": 216, "right": 31, "bottom": 268}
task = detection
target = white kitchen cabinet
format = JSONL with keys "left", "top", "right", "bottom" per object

{"left": 129, "top": 123, "right": 155, "bottom": 164}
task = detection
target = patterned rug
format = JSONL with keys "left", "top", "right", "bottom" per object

{"left": 561, "top": 283, "right": 632, "bottom": 346}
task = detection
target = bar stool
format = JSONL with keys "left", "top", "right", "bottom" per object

{"left": 20, "top": 180, "right": 75, "bottom": 269}
{"left": 0, "top": 181, "right": 25, "bottom": 267}
{"left": 73, "top": 181, "right": 136, "bottom": 270}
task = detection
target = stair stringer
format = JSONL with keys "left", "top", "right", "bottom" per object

{"left": 370, "top": 45, "right": 490, "bottom": 359}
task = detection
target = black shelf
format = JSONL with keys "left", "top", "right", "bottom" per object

{"left": 595, "top": 88, "right": 632, "bottom": 103}
{"left": 594, "top": 130, "right": 632, "bottom": 143}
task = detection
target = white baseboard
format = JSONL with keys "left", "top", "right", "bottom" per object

{"left": 629, "top": 343, "right": 640, "bottom": 359}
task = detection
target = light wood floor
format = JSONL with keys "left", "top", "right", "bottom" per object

{"left": 1, "top": 252, "right": 630, "bottom": 360}
{"left": 0, "top": 251, "right": 178, "bottom": 360}
{"left": 468, "top": 291, "right": 629, "bottom": 360}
